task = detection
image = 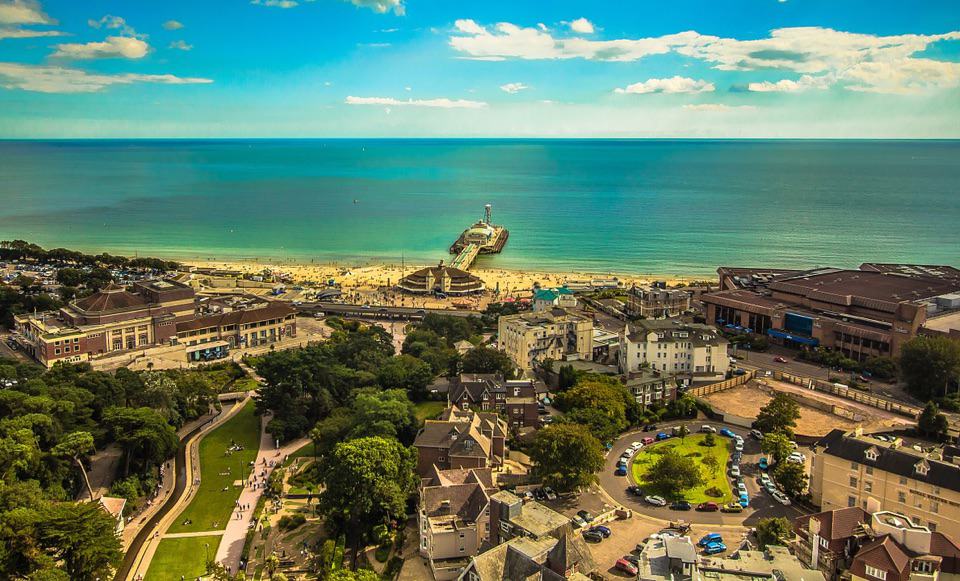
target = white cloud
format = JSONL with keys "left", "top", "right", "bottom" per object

{"left": 88, "top": 15, "right": 137, "bottom": 36}
{"left": 0, "top": 62, "right": 212, "bottom": 93}
{"left": 251, "top": 0, "right": 299, "bottom": 7}
{"left": 349, "top": 0, "right": 404, "bottom": 15}
{"left": 345, "top": 95, "right": 487, "bottom": 109}
{"left": 683, "top": 103, "right": 756, "bottom": 112}
{"left": 615, "top": 76, "right": 714, "bottom": 94}
{"left": 748, "top": 74, "right": 831, "bottom": 92}
{"left": 500, "top": 82, "right": 528, "bottom": 94}
{"left": 163, "top": 20, "right": 184, "bottom": 31}
{"left": 53, "top": 36, "right": 149, "bottom": 60}
{"left": 0, "top": 0, "right": 52, "bottom": 25}
{"left": 0, "top": 26, "right": 61, "bottom": 39}
{"left": 568, "top": 17, "right": 594, "bottom": 34}
{"left": 450, "top": 21, "right": 960, "bottom": 93}
{"left": 169, "top": 40, "right": 192, "bottom": 51}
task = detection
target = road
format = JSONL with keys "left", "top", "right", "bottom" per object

{"left": 295, "top": 301, "right": 481, "bottom": 321}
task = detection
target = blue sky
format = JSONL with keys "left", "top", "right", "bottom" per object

{"left": 0, "top": 0, "right": 958, "bottom": 137}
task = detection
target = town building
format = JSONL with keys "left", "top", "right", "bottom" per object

{"left": 497, "top": 309, "right": 594, "bottom": 371}
{"left": 532, "top": 287, "right": 577, "bottom": 312}
{"left": 488, "top": 490, "right": 570, "bottom": 545}
{"left": 626, "top": 286, "right": 692, "bottom": 319}
{"left": 419, "top": 466, "right": 497, "bottom": 580}
{"left": 637, "top": 536, "right": 701, "bottom": 581}
{"left": 413, "top": 406, "right": 507, "bottom": 478}
{"left": 397, "top": 264, "right": 485, "bottom": 295}
{"left": 794, "top": 507, "right": 960, "bottom": 581}
{"left": 97, "top": 496, "right": 127, "bottom": 536}
{"left": 810, "top": 429, "right": 960, "bottom": 540}
{"left": 174, "top": 302, "right": 296, "bottom": 362}
{"left": 701, "top": 545, "right": 827, "bottom": 581}
{"left": 619, "top": 319, "right": 729, "bottom": 383}
{"left": 702, "top": 265, "right": 960, "bottom": 360}
{"left": 448, "top": 374, "right": 542, "bottom": 430}
{"left": 625, "top": 369, "right": 678, "bottom": 408}
{"left": 13, "top": 279, "right": 195, "bottom": 367}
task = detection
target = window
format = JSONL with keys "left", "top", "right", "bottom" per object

{"left": 819, "top": 537, "right": 829, "bottom": 549}
{"left": 931, "top": 500, "right": 939, "bottom": 514}
{"left": 848, "top": 496, "right": 857, "bottom": 507}
{"left": 851, "top": 461, "right": 859, "bottom": 469}
{"left": 898, "top": 492, "right": 906, "bottom": 503}
{"left": 914, "top": 561, "right": 934, "bottom": 574}
{"left": 865, "top": 565, "right": 888, "bottom": 580}
{"left": 866, "top": 466, "right": 874, "bottom": 475}
{"left": 864, "top": 481, "right": 873, "bottom": 493}
{"left": 900, "top": 477, "right": 908, "bottom": 485}
{"left": 916, "top": 463, "right": 929, "bottom": 476}
{"left": 850, "top": 476, "right": 858, "bottom": 487}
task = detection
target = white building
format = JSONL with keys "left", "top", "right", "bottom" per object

{"left": 619, "top": 320, "right": 729, "bottom": 383}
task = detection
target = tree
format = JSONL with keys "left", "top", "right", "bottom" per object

{"left": 755, "top": 517, "right": 794, "bottom": 549}
{"left": 918, "top": 402, "right": 950, "bottom": 441}
{"left": 36, "top": 501, "right": 122, "bottom": 580}
{"left": 375, "top": 355, "right": 434, "bottom": 401}
{"left": 329, "top": 570, "right": 380, "bottom": 581}
{"left": 754, "top": 393, "right": 801, "bottom": 437}
{"left": 702, "top": 432, "right": 716, "bottom": 447}
{"left": 761, "top": 432, "right": 794, "bottom": 464}
{"left": 317, "top": 437, "right": 416, "bottom": 565}
{"left": 102, "top": 407, "right": 178, "bottom": 477}
{"left": 530, "top": 423, "right": 604, "bottom": 492}
{"left": 461, "top": 347, "right": 515, "bottom": 378}
{"left": 51, "top": 431, "right": 96, "bottom": 500}
{"left": 863, "top": 356, "right": 898, "bottom": 380}
{"left": 900, "top": 336, "right": 960, "bottom": 400}
{"left": 703, "top": 454, "right": 720, "bottom": 476}
{"left": 677, "top": 424, "right": 689, "bottom": 440}
{"left": 558, "top": 365, "right": 577, "bottom": 390}
{"left": 772, "top": 460, "right": 808, "bottom": 497}
{"left": 646, "top": 449, "right": 704, "bottom": 499}
{"left": 556, "top": 380, "right": 628, "bottom": 439}
{"left": 348, "top": 389, "right": 417, "bottom": 445}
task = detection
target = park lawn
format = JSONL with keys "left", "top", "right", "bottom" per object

{"left": 167, "top": 400, "right": 260, "bottom": 534}
{"left": 145, "top": 535, "right": 222, "bottom": 581}
{"left": 414, "top": 401, "right": 446, "bottom": 424}
{"left": 631, "top": 433, "right": 734, "bottom": 504}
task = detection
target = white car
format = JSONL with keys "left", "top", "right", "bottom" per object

{"left": 737, "top": 483, "right": 748, "bottom": 496}
{"left": 621, "top": 449, "right": 635, "bottom": 459}
{"left": 759, "top": 473, "right": 771, "bottom": 487}
{"left": 730, "top": 465, "right": 741, "bottom": 478}
{"left": 787, "top": 452, "right": 806, "bottom": 463}
{"left": 735, "top": 442, "right": 744, "bottom": 452}
{"left": 701, "top": 425, "right": 717, "bottom": 433}
{"left": 772, "top": 491, "right": 792, "bottom": 506}
{"left": 630, "top": 441, "right": 644, "bottom": 450}
{"left": 645, "top": 495, "right": 668, "bottom": 507}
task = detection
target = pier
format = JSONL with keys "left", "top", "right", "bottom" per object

{"left": 451, "top": 243, "right": 480, "bottom": 270}
{"left": 447, "top": 203, "right": 509, "bottom": 269}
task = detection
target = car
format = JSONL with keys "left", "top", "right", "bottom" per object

{"left": 645, "top": 495, "right": 667, "bottom": 506}
{"left": 642, "top": 437, "right": 655, "bottom": 445}
{"left": 735, "top": 442, "right": 744, "bottom": 452}
{"left": 765, "top": 482, "right": 779, "bottom": 495}
{"left": 623, "top": 554, "right": 641, "bottom": 566}
{"left": 772, "top": 491, "right": 792, "bottom": 506}
{"left": 698, "top": 533, "right": 723, "bottom": 547}
{"left": 759, "top": 457, "right": 768, "bottom": 470}
{"left": 697, "top": 502, "right": 719, "bottom": 512}
{"left": 617, "top": 459, "right": 628, "bottom": 468}
{"left": 522, "top": 491, "right": 534, "bottom": 501}
{"left": 701, "top": 425, "right": 717, "bottom": 433}
{"left": 720, "top": 428, "right": 735, "bottom": 438}
{"left": 630, "top": 441, "right": 644, "bottom": 450}
{"left": 541, "top": 416, "right": 554, "bottom": 424}
{"left": 739, "top": 496, "right": 750, "bottom": 508}
{"left": 704, "top": 542, "right": 727, "bottom": 555}
{"left": 721, "top": 502, "right": 744, "bottom": 513}
{"left": 656, "top": 432, "right": 671, "bottom": 441}
{"left": 774, "top": 356, "right": 788, "bottom": 363}
{"left": 750, "top": 429, "right": 763, "bottom": 440}
{"left": 577, "top": 510, "right": 595, "bottom": 523}
{"left": 582, "top": 530, "right": 604, "bottom": 543}
{"left": 733, "top": 368, "right": 747, "bottom": 376}
{"left": 789, "top": 441, "right": 799, "bottom": 450}
{"left": 626, "top": 485, "right": 643, "bottom": 496}
{"left": 670, "top": 500, "right": 692, "bottom": 511}
{"left": 533, "top": 488, "right": 546, "bottom": 500}
{"left": 589, "top": 525, "right": 612, "bottom": 538}
{"left": 571, "top": 515, "right": 587, "bottom": 528}
{"left": 737, "top": 482, "right": 748, "bottom": 494}
{"left": 787, "top": 452, "right": 806, "bottom": 463}
{"left": 759, "top": 473, "right": 771, "bottom": 487}
{"left": 729, "top": 465, "right": 741, "bottom": 478}
{"left": 616, "top": 558, "right": 639, "bottom": 575}
{"left": 621, "top": 448, "right": 636, "bottom": 459}
{"left": 615, "top": 466, "right": 628, "bottom": 476}
{"left": 543, "top": 486, "right": 557, "bottom": 501}
{"left": 646, "top": 424, "right": 659, "bottom": 432}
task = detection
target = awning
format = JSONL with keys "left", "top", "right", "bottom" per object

{"left": 185, "top": 340, "right": 229, "bottom": 353}
{"left": 766, "top": 329, "right": 819, "bottom": 346}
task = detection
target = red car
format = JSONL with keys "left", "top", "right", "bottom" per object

{"left": 696, "top": 502, "right": 719, "bottom": 512}
{"left": 616, "top": 558, "right": 639, "bottom": 576}
{"left": 773, "top": 356, "right": 787, "bottom": 363}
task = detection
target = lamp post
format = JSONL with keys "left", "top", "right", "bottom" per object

{"left": 204, "top": 542, "right": 209, "bottom": 569}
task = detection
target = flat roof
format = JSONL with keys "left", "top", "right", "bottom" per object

{"left": 771, "top": 269, "right": 960, "bottom": 303}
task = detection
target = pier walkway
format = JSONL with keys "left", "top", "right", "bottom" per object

{"left": 451, "top": 243, "right": 479, "bottom": 270}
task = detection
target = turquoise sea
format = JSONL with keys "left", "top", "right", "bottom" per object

{"left": 0, "top": 139, "right": 957, "bottom": 275}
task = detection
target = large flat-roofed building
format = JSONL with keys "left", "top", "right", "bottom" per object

{"left": 13, "top": 279, "right": 195, "bottom": 367}
{"left": 810, "top": 429, "right": 960, "bottom": 541}
{"left": 619, "top": 319, "right": 729, "bottom": 383}
{"left": 174, "top": 302, "right": 296, "bottom": 362}
{"left": 703, "top": 265, "right": 960, "bottom": 360}
{"left": 497, "top": 309, "right": 594, "bottom": 371}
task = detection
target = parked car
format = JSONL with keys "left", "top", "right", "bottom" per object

{"left": 615, "top": 465, "right": 628, "bottom": 476}
{"left": 645, "top": 424, "right": 659, "bottom": 432}
{"left": 642, "top": 437, "right": 655, "bottom": 445}
{"left": 630, "top": 441, "right": 644, "bottom": 450}
{"left": 589, "top": 525, "right": 612, "bottom": 538}
{"left": 656, "top": 432, "right": 671, "bottom": 441}
{"left": 582, "top": 530, "right": 604, "bottom": 543}
{"left": 626, "top": 485, "right": 644, "bottom": 496}
{"left": 774, "top": 356, "right": 788, "bottom": 363}
{"left": 700, "top": 425, "right": 717, "bottom": 433}
{"left": 543, "top": 486, "right": 557, "bottom": 501}
{"left": 623, "top": 554, "right": 641, "bottom": 566}
{"left": 670, "top": 500, "right": 692, "bottom": 511}
{"left": 616, "top": 558, "right": 639, "bottom": 575}
{"left": 577, "top": 510, "right": 595, "bottom": 523}
{"left": 617, "top": 458, "right": 628, "bottom": 468}
{"left": 622, "top": 448, "right": 636, "bottom": 459}
{"left": 698, "top": 533, "right": 723, "bottom": 547}
{"left": 765, "top": 481, "right": 779, "bottom": 495}
{"left": 704, "top": 542, "right": 727, "bottom": 555}
{"left": 739, "top": 493, "right": 750, "bottom": 508}
{"left": 772, "top": 491, "right": 792, "bottom": 505}
{"left": 571, "top": 515, "right": 587, "bottom": 528}
{"left": 696, "top": 502, "right": 719, "bottom": 512}
{"left": 735, "top": 442, "right": 744, "bottom": 452}
{"left": 729, "top": 465, "right": 741, "bottom": 478}
{"left": 645, "top": 495, "right": 667, "bottom": 506}
{"left": 750, "top": 429, "right": 763, "bottom": 440}
{"left": 737, "top": 482, "right": 748, "bottom": 496}
{"left": 759, "top": 473, "right": 771, "bottom": 487}
{"left": 721, "top": 502, "right": 743, "bottom": 513}
{"left": 759, "top": 457, "right": 768, "bottom": 470}
{"left": 733, "top": 368, "right": 747, "bottom": 376}
{"left": 787, "top": 452, "right": 806, "bottom": 463}
{"left": 720, "top": 428, "right": 735, "bottom": 438}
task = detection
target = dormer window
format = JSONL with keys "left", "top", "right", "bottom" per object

{"left": 865, "top": 448, "right": 879, "bottom": 462}
{"left": 915, "top": 462, "right": 929, "bottom": 476}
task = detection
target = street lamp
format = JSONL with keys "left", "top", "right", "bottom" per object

{"left": 204, "top": 542, "right": 209, "bottom": 569}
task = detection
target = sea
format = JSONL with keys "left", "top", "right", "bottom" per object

{"left": 0, "top": 139, "right": 957, "bottom": 276}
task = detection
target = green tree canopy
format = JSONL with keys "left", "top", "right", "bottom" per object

{"left": 918, "top": 401, "right": 950, "bottom": 441}
{"left": 754, "top": 393, "right": 801, "bottom": 437}
{"left": 755, "top": 517, "right": 794, "bottom": 549}
{"left": 646, "top": 449, "right": 705, "bottom": 499}
{"left": 900, "top": 336, "right": 960, "bottom": 400}
{"left": 772, "top": 460, "right": 808, "bottom": 497}
{"left": 461, "top": 346, "right": 515, "bottom": 378}
{"left": 761, "top": 432, "right": 794, "bottom": 464}
{"left": 530, "top": 423, "right": 604, "bottom": 492}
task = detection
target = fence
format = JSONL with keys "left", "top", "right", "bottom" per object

{"left": 771, "top": 371, "right": 921, "bottom": 420}
{"left": 686, "top": 371, "right": 755, "bottom": 397}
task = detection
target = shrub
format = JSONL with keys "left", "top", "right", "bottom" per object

{"left": 704, "top": 486, "right": 724, "bottom": 498}
{"left": 278, "top": 513, "right": 306, "bottom": 531}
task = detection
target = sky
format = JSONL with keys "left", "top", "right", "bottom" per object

{"left": 0, "top": 0, "right": 958, "bottom": 138}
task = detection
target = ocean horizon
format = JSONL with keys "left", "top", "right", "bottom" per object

{"left": 1, "top": 138, "right": 957, "bottom": 275}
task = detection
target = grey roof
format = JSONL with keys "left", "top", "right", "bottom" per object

{"left": 666, "top": 537, "right": 699, "bottom": 564}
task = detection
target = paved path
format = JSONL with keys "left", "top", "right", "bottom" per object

{"left": 164, "top": 530, "right": 226, "bottom": 539}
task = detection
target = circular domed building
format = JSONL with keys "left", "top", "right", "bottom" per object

{"left": 397, "top": 263, "right": 485, "bottom": 295}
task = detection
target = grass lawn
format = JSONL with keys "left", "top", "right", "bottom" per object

{"left": 145, "top": 535, "right": 222, "bottom": 581}
{"left": 414, "top": 401, "right": 446, "bottom": 424}
{"left": 167, "top": 400, "right": 260, "bottom": 534}
{"left": 631, "top": 433, "right": 733, "bottom": 504}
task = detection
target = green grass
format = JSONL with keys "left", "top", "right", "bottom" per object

{"left": 631, "top": 433, "right": 734, "bottom": 504}
{"left": 145, "top": 535, "right": 222, "bottom": 581}
{"left": 167, "top": 400, "right": 260, "bottom": 534}
{"left": 414, "top": 401, "right": 446, "bottom": 424}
